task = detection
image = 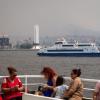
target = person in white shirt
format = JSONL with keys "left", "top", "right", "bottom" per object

{"left": 53, "top": 76, "right": 68, "bottom": 99}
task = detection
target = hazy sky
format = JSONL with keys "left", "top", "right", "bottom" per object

{"left": 0, "top": 0, "right": 100, "bottom": 42}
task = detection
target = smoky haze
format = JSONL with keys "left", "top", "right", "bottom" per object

{"left": 0, "top": 0, "right": 100, "bottom": 44}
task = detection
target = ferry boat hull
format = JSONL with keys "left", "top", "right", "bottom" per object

{"left": 37, "top": 52, "right": 100, "bottom": 57}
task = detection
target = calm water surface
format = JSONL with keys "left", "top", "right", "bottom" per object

{"left": 0, "top": 50, "right": 99, "bottom": 79}
{"left": 0, "top": 50, "right": 100, "bottom": 97}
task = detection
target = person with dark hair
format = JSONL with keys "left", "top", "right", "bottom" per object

{"left": 1, "top": 66, "right": 24, "bottom": 100}
{"left": 53, "top": 76, "right": 68, "bottom": 99}
{"left": 63, "top": 68, "right": 83, "bottom": 100}
{"left": 40, "top": 67, "right": 58, "bottom": 97}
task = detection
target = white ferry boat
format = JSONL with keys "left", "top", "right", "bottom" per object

{"left": 37, "top": 38, "right": 100, "bottom": 57}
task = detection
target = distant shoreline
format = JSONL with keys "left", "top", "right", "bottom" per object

{"left": 0, "top": 49, "right": 38, "bottom": 51}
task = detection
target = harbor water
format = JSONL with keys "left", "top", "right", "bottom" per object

{"left": 0, "top": 50, "right": 100, "bottom": 98}
{"left": 0, "top": 50, "right": 99, "bottom": 79}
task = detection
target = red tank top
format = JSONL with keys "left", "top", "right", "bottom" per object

{"left": 1, "top": 77, "right": 23, "bottom": 100}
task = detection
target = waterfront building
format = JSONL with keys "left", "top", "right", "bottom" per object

{"left": 0, "top": 35, "right": 10, "bottom": 49}
{"left": 32, "top": 25, "right": 41, "bottom": 50}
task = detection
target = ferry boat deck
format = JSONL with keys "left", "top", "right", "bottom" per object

{"left": 0, "top": 75, "right": 98, "bottom": 100}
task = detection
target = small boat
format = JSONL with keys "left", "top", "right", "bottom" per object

{"left": 37, "top": 38, "right": 100, "bottom": 57}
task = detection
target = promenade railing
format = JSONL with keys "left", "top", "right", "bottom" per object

{"left": 0, "top": 75, "right": 99, "bottom": 100}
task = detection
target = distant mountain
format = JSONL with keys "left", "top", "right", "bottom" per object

{"left": 63, "top": 24, "right": 100, "bottom": 36}
{"left": 40, "top": 25, "right": 100, "bottom": 46}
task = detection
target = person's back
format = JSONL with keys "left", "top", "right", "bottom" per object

{"left": 54, "top": 76, "right": 68, "bottom": 99}
{"left": 55, "top": 84, "right": 68, "bottom": 99}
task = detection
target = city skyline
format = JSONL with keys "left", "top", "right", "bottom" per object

{"left": 0, "top": 0, "right": 100, "bottom": 44}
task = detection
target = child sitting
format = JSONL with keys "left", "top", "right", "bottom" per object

{"left": 53, "top": 76, "right": 68, "bottom": 99}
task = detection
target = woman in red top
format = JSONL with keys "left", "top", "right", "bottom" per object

{"left": 1, "top": 67, "right": 24, "bottom": 100}
{"left": 0, "top": 96, "right": 2, "bottom": 100}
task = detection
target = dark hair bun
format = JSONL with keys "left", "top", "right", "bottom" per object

{"left": 78, "top": 69, "right": 81, "bottom": 76}
{"left": 8, "top": 66, "right": 17, "bottom": 74}
{"left": 72, "top": 68, "right": 81, "bottom": 77}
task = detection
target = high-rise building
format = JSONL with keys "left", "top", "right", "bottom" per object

{"left": 34, "top": 25, "right": 39, "bottom": 44}
{"left": 32, "top": 25, "right": 41, "bottom": 50}
{"left": 0, "top": 35, "right": 10, "bottom": 49}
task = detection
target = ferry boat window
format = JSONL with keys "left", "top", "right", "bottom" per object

{"left": 62, "top": 45, "right": 74, "bottom": 47}
{"left": 55, "top": 42, "right": 63, "bottom": 44}
{"left": 78, "top": 45, "right": 91, "bottom": 46}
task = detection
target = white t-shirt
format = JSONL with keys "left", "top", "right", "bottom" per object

{"left": 55, "top": 85, "right": 68, "bottom": 99}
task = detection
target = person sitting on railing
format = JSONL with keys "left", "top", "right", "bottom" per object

{"left": 1, "top": 66, "right": 24, "bottom": 100}
{"left": 62, "top": 68, "right": 83, "bottom": 100}
{"left": 53, "top": 76, "right": 68, "bottom": 99}
{"left": 93, "top": 81, "right": 100, "bottom": 100}
{"left": 39, "top": 67, "right": 58, "bottom": 97}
